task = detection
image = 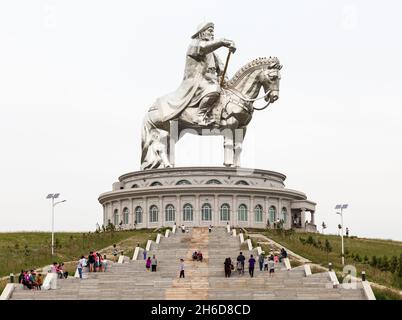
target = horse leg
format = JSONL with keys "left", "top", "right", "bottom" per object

{"left": 222, "top": 128, "right": 234, "bottom": 167}
{"left": 233, "top": 127, "right": 246, "bottom": 167}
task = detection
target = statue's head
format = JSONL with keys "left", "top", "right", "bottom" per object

{"left": 192, "top": 22, "right": 214, "bottom": 41}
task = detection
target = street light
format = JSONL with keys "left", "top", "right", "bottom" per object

{"left": 335, "top": 204, "right": 348, "bottom": 266}
{"left": 46, "top": 193, "right": 67, "bottom": 256}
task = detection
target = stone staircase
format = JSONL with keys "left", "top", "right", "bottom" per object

{"left": 10, "top": 227, "right": 366, "bottom": 300}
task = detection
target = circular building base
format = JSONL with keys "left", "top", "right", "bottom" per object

{"left": 98, "top": 167, "right": 317, "bottom": 231}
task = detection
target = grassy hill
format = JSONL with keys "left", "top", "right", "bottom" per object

{"left": 0, "top": 229, "right": 157, "bottom": 292}
{"left": 246, "top": 228, "right": 402, "bottom": 294}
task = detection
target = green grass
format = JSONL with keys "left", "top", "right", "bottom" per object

{"left": 373, "top": 287, "right": 402, "bottom": 300}
{"left": 246, "top": 228, "right": 402, "bottom": 292}
{"left": 0, "top": 229, "right": 156, "bottom": 292}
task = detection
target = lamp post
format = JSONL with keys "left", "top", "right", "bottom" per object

{"left": 46, "top": 193, "right": 66, "bottom": 256}
{"left": 335, "top": 204, "right": 348, "bottom": 266}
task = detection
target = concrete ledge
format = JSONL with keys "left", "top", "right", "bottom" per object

{"left": 0, "top": 283, "right": 15, "bottom": 300}
{"left": 304, "top": 264, "right": 312, "bottom": 276}
{"left": 328, "top": 271, "right": 340, "bottom": 288}
{"left": 133, "top": 247, "right": 143, "bottom": 260}
{"left": 226, "top": 225, "right": 230, "bottom": 233}
{"left": 146, "top": 240, "right": 152, "bottom": 251}
{"left": 239, "top": 233, "right": 244, "bottom": 244}
{"left": 362, "top": 281, "right": 376, "bottom": 300}
{"left": 246, "top": 239, "right": 253, "bottom": 251}
{"left": 172, "top": 225, "right": 176, "bottom": 234}
{"left": 256, "top": 246, "right": 263, "bottom": 256}
{"left": 232, "top": 229, "right": 237, "bottom": 237}
{"left": 283, "top": 258, "right": 292, "bottom": 270}
{"left": 156, "top": 233, "right": 162, "bottom": 244}
{"left": 165, "top": 229, "right": 170, "bottom": 238}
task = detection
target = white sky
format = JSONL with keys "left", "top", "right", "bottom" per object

{"left": 0, "top": 1, "right": 401, "bottom": 240}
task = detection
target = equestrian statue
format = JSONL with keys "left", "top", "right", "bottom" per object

{"left": 141, "top": 22, "right": 282, "bottom": 170}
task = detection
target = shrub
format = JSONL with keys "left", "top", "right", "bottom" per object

{"left": 354, "top": 253, "right": 361, "bottom": 262}
{"left": 381, "top": 256, "right": 390, "bottom": 272}
{"left": 363, "top": 255, "right": 369, "bottom": 263}
{"left": 371, "top": 256, "right": 378, "bottom": 267}
{"left": 390, "top": 256, "right": 398, "bottom": 273}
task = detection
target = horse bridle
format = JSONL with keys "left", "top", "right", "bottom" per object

{"left": 226, "top": 88, "right": 273, "bottom": 111}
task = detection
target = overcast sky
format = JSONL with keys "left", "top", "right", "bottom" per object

{"left": 1, "top": 1, "right": 401, "bottom": 241}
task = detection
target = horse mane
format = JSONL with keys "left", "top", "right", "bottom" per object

{"left": 226, "top": 56, "right": 281, "bottom": 88}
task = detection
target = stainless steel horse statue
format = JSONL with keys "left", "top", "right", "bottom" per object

{"left": 141, "top": 56, "right": 282, "bottom": 170}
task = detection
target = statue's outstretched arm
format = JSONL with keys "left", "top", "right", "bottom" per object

{"left": 199, "top": 39, "right": 235, "bottom": 55}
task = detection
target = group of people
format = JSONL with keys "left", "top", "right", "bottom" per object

{"left": 145, "top": 255, "right": 158, "bottom": 272}
{"left": 223, "top": 248, "right": 287, "bottom": 278}
{"left": 18, "top": 269, "right": 43, "bottom": 290}
{"left": 192, "top": 250, "right": 203, "bottom": 262}
{"left": 76, "top": 252, "right": 109, "bottom": 279}
{"left": 51, "top": 262, "right": 69, "bottom": 279}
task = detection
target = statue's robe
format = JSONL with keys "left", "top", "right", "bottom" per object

{"left": 153, "top": 39, "right": 225, "bottom": 122}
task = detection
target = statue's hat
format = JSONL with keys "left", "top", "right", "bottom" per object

{"left": 191, "top": 22, "right": 214, "bottom": 39}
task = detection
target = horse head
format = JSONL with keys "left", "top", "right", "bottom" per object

{"left": 259, "top": 56, "right": 282, "bottom": 104}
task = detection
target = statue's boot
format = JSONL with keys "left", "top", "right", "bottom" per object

{"left": 197, "top": 92, "right": 220, "bottom": 126}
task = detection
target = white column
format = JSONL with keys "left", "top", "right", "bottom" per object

{"left": 232, "top": 194, "right": 237, "bottom": 228}
{"left": 214, "top": 195, "right": 218, "bottom": 226}
{"left": 159, "top": 196, "right": 163, "bottom": 227}
{"left": 311, "top": 211, "right": 315, "bottom": 224}
{"left": 144, "top": 197, "right": 148, "bottom": 228}
{"left": 301, "top": 208, "right": 306, "bottom": 229}
{"left": 250, "top": 196, "right": 254, "bottom": 228}
{"left": 130, "top": 199, "right": 134, "bottom": 228}
{"left": 195, "top": 194, "right": 200, "bottom": 227}
{"left": 177, "top": 195, "right": 181, "bottom": 225}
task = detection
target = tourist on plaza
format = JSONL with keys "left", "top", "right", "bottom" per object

{"left": 274, "top": 254, "right": 279, "bottom": 263}
{"left": 192, "top": 251, "right": 198, "bottom": 261}
{"left": 143, "top": 248, "right": 147, "bottom": 260}
{"left": 346, "top": 227, "right": 349, "bottom": 237}
{"left": 237, "top": 252, "right": 245, "bottom": 275}
{"left": 51, "top": 262, "right": 58, "bottom": 273}
{"left": 94, "top": 252, "right": 100, "bottom": 272}
{"left": 280, "top": 248, "right": 287, "bottom": 262}
{"left": 208, "top": 225, "right": 212, "bottom": 233}
{"left": 248, "top": 254, "right": 256, "bottom": 278}
{"left": 224, "top": 257, "right": 233, "bottom": 278}
{"left": 197, "top": 251, "right": 203, "bottom": 262}
{"left": 36, "top": 273, "right": 43, "bottom": 289}
{"left": 181, "top": 224, "right": 185, "bottom": 233}
{"left": 146, "top": 257, "right": 151, "bottom": 271}
{"left": 88, "top": 252, "right": 95, "bottom": 272}
{"left": 268, "top": 257, "right": 275, "bottom": 277}
{"left": 179, "top": 259, "right": 185, "bottom": 278}
{"left": 77, "top": 256, "right": 85, "bottom": 279}
{"left": 151, "top": 255, "right": 158, "bottom": 272}
{"left": 103, "top": 255, "right": 108, "bottom": 272}
{"left": 112, "top": 244, "right": 118, "bottom": 258}
{"left": 258, "top": 253, "right": 264, "bottom": 271}
{"left": 264, "top": 255, "right": 269, "bottom": 271}
{"left": 18, "top": 270, "right": 24, "bottom": 284}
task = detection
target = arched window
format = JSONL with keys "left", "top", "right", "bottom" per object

{"left": 135, "top": 206, "right": 142, "bottom": 224}
{"left": 220, "top": 203, "right": 230, "bottom": 221}
{"left": 123, "top": 207, "right": 129, "bottom": 224}
{"left": 201, "top": 203, "right": 212, "bottom": 221}
{"left": 183, "top": 203, "right": 193, "bottom": 221}
{"left": 113, "top": 209, "right": 119, "bottom": 225}
{"left": 269, "top": 206, "right": 276, "bottom": 223}
{"left": 206, "top": 179, "right": 222, "bottom": 185}
{"left": 254, "top": 205, "right": 263, "bottom": 222}
{"left": 149, "top": 205, "right": 158, "bottom": 222}
{"left": 150, "top": 181, "right": 162, "bottom": 187}
{"left": 235, "top": 180, "right": 249, "bottom": 185}
{"left": 281, "top": 207, "right": 287, "bottom": 223}
{"left": 165, "top": 204, "right": 175, "bottom": 222}
{"left": 238, "top": 204, "right": 248, "bottom": 221}
{"left": 176, "top": 180, "right": 191, "bottom": 185}
{"left": 131, "top": 184, "right": 139, "bottom": 188}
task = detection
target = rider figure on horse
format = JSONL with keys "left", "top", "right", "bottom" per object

{"left": 155, "top": 22, "right": 236, "bottom": 126}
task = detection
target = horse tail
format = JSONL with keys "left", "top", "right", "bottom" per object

{"left": 140, "top": 114, "right": 156, "bottom": 169}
